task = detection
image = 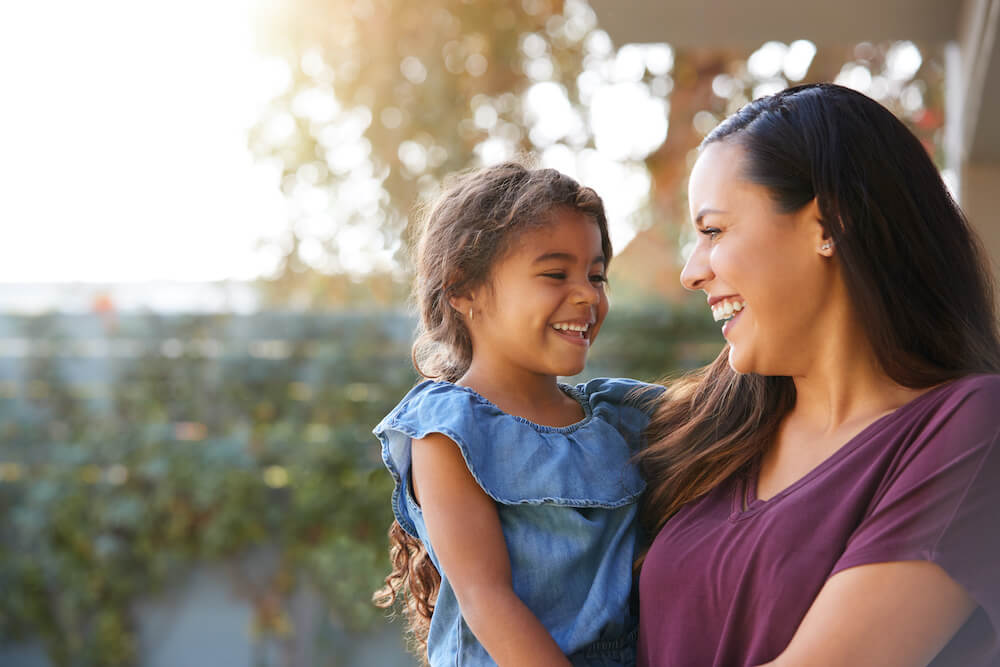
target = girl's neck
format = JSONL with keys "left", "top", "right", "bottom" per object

{"left": 457, "top": 363, "right": 583, "bottom": 427}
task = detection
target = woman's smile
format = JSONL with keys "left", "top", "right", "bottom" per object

{"left": 708, "top": 296, "right": 747, "bottom": 339}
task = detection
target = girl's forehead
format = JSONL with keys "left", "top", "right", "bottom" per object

{"left": 504, "top": 213, "right": 605, "bottom": 261}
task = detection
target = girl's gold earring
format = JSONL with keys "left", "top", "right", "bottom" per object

{"left": 468, "top": 309, "right": 474, "bottom": 322}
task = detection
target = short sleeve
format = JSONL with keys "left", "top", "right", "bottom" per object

{"left": 831, "top": 376, "right": 1000, "bottom": 638}
{"left": 577, "top": 377, "right": 665, "bottom": 451}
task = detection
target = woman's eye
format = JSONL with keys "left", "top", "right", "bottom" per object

{"left": 700, "top": 227, "right": 721, "bottom": 240}
{"left": 542, "top": 272, "right": 566, "bottom": 280}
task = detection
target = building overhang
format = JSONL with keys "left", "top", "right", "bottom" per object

{"left": 589, "top": 0, "right": 999, "bottom": 163}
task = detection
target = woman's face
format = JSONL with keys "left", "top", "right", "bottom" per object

{"left": 681, "top": 141, "right": 838, "bottom": 375}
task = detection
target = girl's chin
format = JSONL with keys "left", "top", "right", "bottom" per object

{"left": 557, "top": 363, "right": 586, "bottom": 377}
{"left": 552, "top": 356, "right": 587, "bottom": 378}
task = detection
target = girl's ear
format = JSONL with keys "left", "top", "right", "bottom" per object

{"left": 448, "top": 292, "right": 475, "bottom": 322}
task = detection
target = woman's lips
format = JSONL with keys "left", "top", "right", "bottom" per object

{"left": 722, "top": 309, "right": 743, "bottom": 338}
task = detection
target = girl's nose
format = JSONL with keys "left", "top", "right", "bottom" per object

{"left": 680, "top": 244, "right": 712, "bottom": 292}
{"left": 573, "top": 279, "right": 602, "bottom": 305}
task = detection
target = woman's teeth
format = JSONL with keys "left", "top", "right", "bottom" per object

{"left": 711, "top": 300, "right": 745, "bottom": 322}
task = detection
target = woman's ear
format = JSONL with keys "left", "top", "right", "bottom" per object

{"left": 818, "top": 235, "right": 836, "bottom": 257}
{"left": 802, "top": 198, "right": 835, "bottom": 257}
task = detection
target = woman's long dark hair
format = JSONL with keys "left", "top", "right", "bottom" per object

{"left": 640, "top": 83, "right": 1000, "bottom": 539}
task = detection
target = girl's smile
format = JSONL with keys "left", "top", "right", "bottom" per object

{"left": 455, "top": 207, "right": 609, "bottom": 382}
{"left": 550, "top": 319, "right": 596, "bottom": 346}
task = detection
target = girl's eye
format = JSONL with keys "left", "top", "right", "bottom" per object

{"left": 700, "top": 227, "right": 722, "bottom": 241}
{"left": 541, "top": 271, "right": 606, "bottom": 283}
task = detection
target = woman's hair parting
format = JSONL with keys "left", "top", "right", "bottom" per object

{"left": 373, "top": 161, "right": 611, "bottom": 661}
{"left": 639, "top": 83, "right": 1000, "bottom": 543}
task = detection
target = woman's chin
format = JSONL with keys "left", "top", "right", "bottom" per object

{"left": 726, "top": 347, "right": 754, "bottom": 375}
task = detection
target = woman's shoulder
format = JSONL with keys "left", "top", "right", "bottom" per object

{"left": 943, "top": 372, "right": 1000, "bottom": 397}
{"left": 914, "top": 373, "right": 1000, "bottom": 421}
{"left": 894, "top": 373, "right": 1000, "bottom": 454}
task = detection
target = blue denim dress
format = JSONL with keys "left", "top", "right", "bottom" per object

{"left": 374, "top": 377, "right": 660, "bottom": 666}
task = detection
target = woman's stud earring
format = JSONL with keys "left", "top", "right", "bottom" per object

{"left": 822, "top": 241, "right": 833, "bottom": 251}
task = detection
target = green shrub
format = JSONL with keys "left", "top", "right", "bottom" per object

{"left": 0, "top": 306, "right": 720, "bottom": 665}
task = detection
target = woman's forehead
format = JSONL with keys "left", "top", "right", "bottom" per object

{"left": 689, "top": 143, "right": 749, "bottom": 210}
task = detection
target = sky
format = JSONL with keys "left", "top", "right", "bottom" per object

{"left": 0, "top": 0, "right": 686, "bottom": 285}
{"left": 0, "top": 0, "right": 288, "bottom": 282}
{"left": 0, "top": 1, "right": 840, "bottom": 286}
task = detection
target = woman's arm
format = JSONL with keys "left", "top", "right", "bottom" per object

{"left": 411, "top": 432, "right": 571, "bottom": 667}
{"left": 759, "top": 560, "right": 976, "bottom": 667}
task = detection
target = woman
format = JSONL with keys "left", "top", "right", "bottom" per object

{"left": 637, "top": 83, "right": 1000, "bottom": 666}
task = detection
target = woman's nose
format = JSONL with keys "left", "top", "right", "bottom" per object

{"left": 680, "top": 244, "right": 712, "bottom": 292}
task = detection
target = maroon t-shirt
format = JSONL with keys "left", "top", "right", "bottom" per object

{"left": 638, "top": 374, "right": 1000, "bottom": 666}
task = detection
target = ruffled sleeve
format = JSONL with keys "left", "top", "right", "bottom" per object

{"left": 374, "top": 379, "right": 655, "bottom": 537}
{"left": 576, "top": 376, "right": 665, "bottom": 452}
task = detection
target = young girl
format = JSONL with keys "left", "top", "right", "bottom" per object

{"left": 372, "top": 162, "right": 658, "bottom": 666}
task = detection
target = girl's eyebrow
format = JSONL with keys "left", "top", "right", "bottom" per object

{"left": 532, "top": 252, "right": 606, "bottom": 265}
{"left": 695, "top": 208, "right": 727, "bottom": 225}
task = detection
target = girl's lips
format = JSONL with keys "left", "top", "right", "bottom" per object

{"left": 551, "top": 327, "right": 591, "bottom": 346}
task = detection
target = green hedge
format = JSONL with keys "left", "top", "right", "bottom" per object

{"left": 0, "top": 306, "right": 721, "bottom": 665}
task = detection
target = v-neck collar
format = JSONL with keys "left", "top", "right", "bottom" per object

{"left": 730, "top": 379, "right": 955, "bottom": 520}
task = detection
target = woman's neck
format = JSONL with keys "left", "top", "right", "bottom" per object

{"left": 788, "top": 321, "right": 924, "bottom": 434}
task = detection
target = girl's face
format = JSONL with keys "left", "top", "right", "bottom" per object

{"left": 681, "top": 141, "right": 837, "bottom": 375}
{"left": 462, "top": 207, "right": 609, "bottom": 380}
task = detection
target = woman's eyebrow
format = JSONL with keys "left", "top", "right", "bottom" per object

{"left": 695, "top": 208, "right": 727, "bottom": 225}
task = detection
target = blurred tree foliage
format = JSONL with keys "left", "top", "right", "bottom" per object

{"left": 249, "top": 0, "right": 945, "bottom": 308}
{"left": 249, "top": 0, "right": 641, "bottom": 307}
{"left": 0, "top": 307, "right": 718, "bottom": 665}
{"left": 0, "top": 313, "right": 411, "bottom": 665}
